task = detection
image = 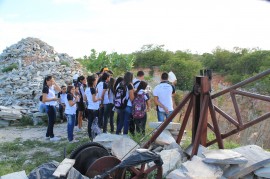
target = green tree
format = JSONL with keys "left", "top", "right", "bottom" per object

{"left": 78, "top": 49, "right": 134, "bottom": 77}
{"left": 161, "top": 51, "right": 202, "bottom": 90}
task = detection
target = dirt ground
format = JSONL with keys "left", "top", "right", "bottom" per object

{"left": 0, "top": 121, "right": 88, "bottom": 143}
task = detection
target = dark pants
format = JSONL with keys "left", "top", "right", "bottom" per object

{"left": 129, "top": 116, "right": 135, "bottom": 135}
{"left": 59, "top": 104, "right": 64, "bottom": 120}
{"left": 103, "top": 103, "right": 115, "bottom": 133}
{"left": 98, "top": 106, "right": 104, "bottom": 128}
{"left": 88, "top": 109, "right": 99, "bottom": 139}
{"left": 46, "top": 105, "right": 56, "bottom": 138}
{"left": 134, "top": 113, "right": 147, "bottom": 135}
{"left": 75, "top": 109, "right": 78, "bottom": 126}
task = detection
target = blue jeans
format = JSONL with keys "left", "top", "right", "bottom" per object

{"left": 39, "top": 103, "right": 46, "bottom": 113}
{"left": 46, "top": 105, "right": 56, "bottom": 138}
{"left": 88, "top": 109, "right": 99, "bottom": 138}
{"left": 66, "top": 114, "right": 75, "bottom": 141}
{"left": 157, "top": 111, "right": 173, "bottom": 122}
{"left": 116, "top": 106, "right": 132, "bottom": 135}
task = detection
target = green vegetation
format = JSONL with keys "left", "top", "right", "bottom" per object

{"left": 2, "top": 63, "right": 18, "bottom": 73}
{"left": 0, "top": 137, "right": 90, "bottom": 176}
{"left": 201, "top": 47, "right": 270, "bottom": 93}
{"left": 60, "top": 61, "right": 70, "bottom": 67}
{"left": 20, "top": 115, "right": 33, "bottom": 126}
{"left": 77, "top": 49, "right": 134, "bottom": 77}
{"left": 78, "top": 45, "right": 270, "bottom": 93}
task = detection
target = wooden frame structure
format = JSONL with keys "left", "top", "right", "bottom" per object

{"left": 143, "top": 69, "right": 270, "bottom": 158}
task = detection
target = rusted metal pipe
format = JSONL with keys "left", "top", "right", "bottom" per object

{"left": 211, "top": 69, "right": 270, "bottom": 99}
{"left": 142, "top": 92, "right": 192, "bottom": 149}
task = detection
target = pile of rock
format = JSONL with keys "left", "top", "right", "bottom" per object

{"left": 0, "top": 37, "right": 83, "bottom": 126}
{"left": 93, "top": 123, "right": 270, "bottom": 178}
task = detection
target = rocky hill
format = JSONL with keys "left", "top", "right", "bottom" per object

{"left": 0, "top": 37, "right": 83, "bottom": 124}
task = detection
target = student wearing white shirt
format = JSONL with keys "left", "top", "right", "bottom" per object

{"left": 133, "top": 81, "right": 151, "bottom": 135}
{"left": 65, "top": 85, "right": 80, "bottom": 143}
{"left": 130, "top": 71, "right": 145, "bottom": 135}
{"left": 75, "top": 76, "right": 86, "bottom": 131}
{"left": 57, "top": 85, "right": 67, "bottom": 121}
{"left": 96, "top": 72, "right": 110, "bottom": 129}
{"left": 132, "top": 71, "right": 145, "bottom": 90}
{"left": 84, "top": 75, "right": 102, "bottom": 139}
{"left": 42, "top": 75, "right": 61, "bottom": 141}
{"left": 103, "top": 77, "right": 115, "bottom": 133}
{"left": 116, "top": 72, "right": 135, "bottom": 135}
{"left": 153, "top": 72, "right": 176, "bottom": 122}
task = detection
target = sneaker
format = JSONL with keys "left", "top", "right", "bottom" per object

{"left": 76, "top": 128, "right": 82, "bottom": 132}
{"left": 69, "top": 139, "right": 79, "bottom": 143}
{"left": 50, "top": 137, "right": 61, "bottom": 141}
{"left": 45, "top": 136, "right": 50, "bottom": 140}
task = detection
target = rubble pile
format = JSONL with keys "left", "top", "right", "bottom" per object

{"left": 0, "top": 37, "right": 83, "bottom": 126}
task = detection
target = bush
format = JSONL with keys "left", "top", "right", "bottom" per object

{"left": 60, "top": 61, "right": 70, "bottom": 67}
{"left": 2, "top": 63, "right": 18, "bottom": 73}
{"left": 20, "top": 115, "right": 33, "bottom": 126}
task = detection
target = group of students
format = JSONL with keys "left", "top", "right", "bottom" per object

{"left": 42, "top": 68, "right": 176, "bottom": 143}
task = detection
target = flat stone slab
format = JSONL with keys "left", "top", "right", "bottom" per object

{"left": 159, "top": 149, "right": 182, "bottom": 176}
{"left": 171, "top": 156, "right": 223, "bottom": 178}
{"left": 223, "top": 145, "right": 270, "bottom": 178}
{"left": 202, "top": 149, "right": 248, "bottom": 165}
{"left": 254, "top": 166, "right": 270, "bottom": 178}
{"left": 184, "top": 144, "right": 208, "bottom": 158}
{"left": 149, "top": 122, "right": 181, "bottom": 130}
{"left": 93, "top": 133, "right": 123, "bottom": 149}
{"left": 0, "top": 119, "right": 10, "bottom": 127}
{"left": 155, "top": 130, "right": 176, "bottom": 146}
{"left": 1, "top": 170, "right": 28, "bottom": 179}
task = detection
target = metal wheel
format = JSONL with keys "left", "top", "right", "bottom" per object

{"left": 121, "top": 164, "right": 163, "bottom": 179}
{"left": 86, "top": 156, "right": 125, "bottom": 178}
{"left": 70, "top": 142, "right": 110, "bottom": 175}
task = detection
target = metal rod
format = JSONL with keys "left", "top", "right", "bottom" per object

{"left": 207, "top": 123, "right": 215, "bottom": 132}
{"left": 191, "top": 95, "right": 209, "bottom": 157}
{"left": 211, "top": 69, "right": 270, "bottom": 99}
{"left": 142, "top": 92, "right": 192, "bottom": 149}
{"left": 233, "top": 89, "right": 270, "bottom": 102}
{"left": 214, "top": 105, "right": 239, "bottom": 127}
{"left": 206, "top": 112, "right": 270, "bottom": 146}
{"left": 208, "top": 96, "right": 224, "bottom": 149}
{"left": 230, "top": 91, "right": 243, "bottom": 127}
{"left": 176, "top": 95, "right": 193, "bottom": 144}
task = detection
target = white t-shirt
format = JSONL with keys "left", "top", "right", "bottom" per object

{"left": 108, "top": 89, "right": 114, "bottom": 104}
{"left": 42, "top": 85, "right": 57, "bottom": 106}
{"left": 65, "top": 93, "right": 76, "bottom": 115}
{"left": 96, "top": 81, "right": 108, "bottom": 105}
{"left": 132, "top": 78, "right": 140, "bottom": 89}
{"left": 85, "top": 87, "right": 99, "bottom": 110}
{"left": 153, "top": 81, "right": 175, "bottom": 112}
{"left": 138, "top": 89, "right": 150, "bottom": 101}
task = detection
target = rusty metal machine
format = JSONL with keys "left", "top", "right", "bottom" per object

{"left": 70, "top": 69, "right": 270, "bottom": 178}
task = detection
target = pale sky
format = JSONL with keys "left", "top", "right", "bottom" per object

{"left": 0, "top": 0, "right": 270, "bottom": 58}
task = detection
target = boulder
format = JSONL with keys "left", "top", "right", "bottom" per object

{"left": 93, "top": 133, "right": 123, "bottom": 149}
{"left": 149, "top": 122, "right": 181, "bottom": 130}
{"left": 155, "top": 130, "right": 176, "bottom": 146}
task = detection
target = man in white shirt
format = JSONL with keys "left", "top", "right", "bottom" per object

{"left": 153, "top": 72, "right": 175, "bottom": 122}
{"left": 132, "top": 71, "right": 145, "bottom": 89}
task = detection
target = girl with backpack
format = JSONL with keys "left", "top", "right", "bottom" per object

{"left": 84, "top": 75, "right": 102, "bottom": 139}
{"left": 115, "top": 72, "right": 135, "bottom": 135}
{"left": 113, "top": 77, "right": 124, "bottom": 127}
{"left": 132, "top": 81, "right": 150, "bottom": 135}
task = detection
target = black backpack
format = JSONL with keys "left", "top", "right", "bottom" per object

{"left": 114, "top": 82, "right": 128, "bottom": 109}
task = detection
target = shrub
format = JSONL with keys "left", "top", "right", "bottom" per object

{"left": 20, "top": 115, "right": 33, "bottom": 126}
{"left": 2, "top": 63, "right": 18, "bottom": 73}
{"left": 60, "top": 61, "right": 70, "bottom": 67}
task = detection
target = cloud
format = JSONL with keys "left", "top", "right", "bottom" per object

{"left": 1, "top": 0, "right": 270, "bottom": 58}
